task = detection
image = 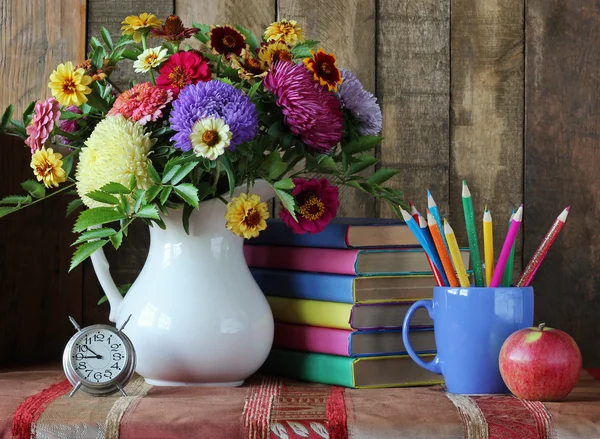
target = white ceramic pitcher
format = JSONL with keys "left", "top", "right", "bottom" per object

{"left": 90, "top": 180, "right": 275, "bottom": 386}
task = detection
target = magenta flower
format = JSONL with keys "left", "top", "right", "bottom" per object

{"left": 263, "top": 61, "right": 343, "bottom": 153}
{"left": 280, "top": 177, "right": 339, "bottom": 234}
{"left": 56, "top": 105, "right": 83, "bottom": 145}
{"left": 25, "top": 97, "right": 61, "bottom": 153}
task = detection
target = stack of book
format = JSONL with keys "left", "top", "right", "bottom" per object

{"left": 244, "top": 218, "right": 471, "bottom": 389}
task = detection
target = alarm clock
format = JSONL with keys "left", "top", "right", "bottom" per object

{"left": 62, "top": 315, "right": 136, "bottom": 397}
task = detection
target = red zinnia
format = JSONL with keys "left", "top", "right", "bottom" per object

{"left": 303, "top": 49, "right": 342, "bottom": 92}
{"left": 280, "top": 178, "right": 339, "bottom": 234}
{"left": 156, "top": 51, "right": 211, "bottom": 97}
{"left": 208, "top": 25, "right": 247, "bottom": 58}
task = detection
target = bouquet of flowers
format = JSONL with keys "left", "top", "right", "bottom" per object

{"left": 0, "top": 13, "right": 405, "bottom": 270}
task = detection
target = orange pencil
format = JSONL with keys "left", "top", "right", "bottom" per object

{"left": 427, "top": 210, "right": 459, "bottom": 287}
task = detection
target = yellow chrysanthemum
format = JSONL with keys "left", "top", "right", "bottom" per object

{"left": 48, "top": 62, "right": 92, "bottom": 107}
{"left": 258, "top": 41, "right": 294, "bottom": 68}
{"left": 75, "top": 115, "right": 156, "bottom": 208}
{"left": 264, "top": 19, "right": 305, "bottom": 46}
{"left": 121, "top": 13, "right": 162, "bottom": 43}
{"left": 225, "top": 193, "right": 270, "bottom": 239}
{"left": 31, "top": 147, "right": 67, "bottom": 188}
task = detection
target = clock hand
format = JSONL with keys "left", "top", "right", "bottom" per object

{"left": 83, "top": 346, "right": 103, "bottom": 358}
{"left": 82, "top": 355, "right": 102, "bottom": 359}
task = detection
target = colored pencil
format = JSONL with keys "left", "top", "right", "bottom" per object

{"left": 409, "top": 201, "right": 419, "bottom": 220}
{"left": 427, "top": 210, "right": 459, "bottom": 287}
{"left": 427, "top": 190, "right": 449, "bottom": 251}
{"left": 400, "top": 208, "right": 449, "bottom": 286}
{"left": 516, "top": 206, "right": 570, "bottom": 287}
{"left": 483, "top": 206, "right": 494, "bottom": 287}
{"left": 502, "top": 209, "right": 517, "bottom": 287}
{"left": 462, "top": 181, "right": 484, "bottom": 287}
{"left": 489, "top": 205, "right": 523, "bottom": 287}
{"left": 444, "top": 219, "right": 471, "bottom": 287}
{"left": 417, "top": 214, "right": 446, "bottom": 287}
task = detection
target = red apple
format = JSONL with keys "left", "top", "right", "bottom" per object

{"left": 499, "top": 323, "right": 582, "bottom": 401}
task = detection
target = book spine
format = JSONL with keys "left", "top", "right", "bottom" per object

{"left": 247, "top": 221, "right": 350, "bottom": 248}
{"left": 251, "top": 268, "right": 355, "bottom": 303}
{"left": 266, "top": 296, "right": 353, "bottom": 329}
{"left": 262, "top": 349, "right": 355, "bottom": 387}
{"left": 273, "top": 323, "right": 352, "bottom": 357}
{"left": 244, "top": 245, "right": 359, "bottom": 275}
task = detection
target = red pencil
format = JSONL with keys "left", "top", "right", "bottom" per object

{"left": 408, "top": 201, "right": 445, "bottom": 286}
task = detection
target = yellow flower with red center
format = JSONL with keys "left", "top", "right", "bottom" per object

{"left": 47, "top": 62, "right": 92, "bottom": 107}
{"left": 303, "top": 49, "right": 343, "bottom": 92}
{"left": 231, "top": 49, "right": 268, "bottom": 80}
{"left": 30, "top": 147, "right": 66, "bottom": 188}
{"left": 264, "top": 19, "right": 305, "bottom": 46}
{"left": 121, "top": 13, "right": 162, "bottom": 43}
{"left": 258, "top": 41, "right": 294, "bottom": 68}
{"left": 225, "top": 193, "right": 270, "bottom": 239}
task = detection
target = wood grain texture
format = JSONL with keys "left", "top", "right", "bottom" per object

{"left": 278, "top": 0, "right": 377, "bottom": 217}
{"left": 376, "top": 1, "right": 450, "bottom": 218}
{"left": 0, "top": 0, "right": 86, "bottom": 364}
{"left": 525, "top": 0, "right": 600, "bottom": 367}
{"left": 449, "top": 0, "right": 525, "bottom": 276}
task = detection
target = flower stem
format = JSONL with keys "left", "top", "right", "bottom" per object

{"left": 148, "top": 68, "right": 156, "bottom": 86}
{"left": 141, "top": 33, "right": 148, "bottom": 51}
{"left": 9, "top": 183, "right": 76, "bottom": 214}
{"left": 216, "top": 55, "right": 223, "bottom": 77}
{"left": 212, "top": 161, "right": 221, "bottom": 195}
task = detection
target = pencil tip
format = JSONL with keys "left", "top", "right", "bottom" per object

{"left": 565, "top": 206, "right": 571, "bottom": 211}
{"left": 409, "top": 201, "right": 414, "bottom": 207}
{"left": 462, "top": 182, "right": 471, "bottom": 198}
{"left": 484, "top": 204, "right": 488, "bottom": 212}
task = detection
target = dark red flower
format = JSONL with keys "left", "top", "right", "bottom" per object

{"left": 151, "top": 15, "right": 199, "bottom": 42}
{"left": 208, "top": 25, "right": 247, "bottom": 58}
{"left": 156, "top": 51, "right": 211, "bottom": 97}
{"left": 280, "top": 178, "right": 339, "bottom": 234}
{"left": 303, "top": 49, "right": 342, "bottom": 92}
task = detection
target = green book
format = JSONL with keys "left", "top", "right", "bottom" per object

{"left": 262, "top": 349, "right": 443, "bottom": 389}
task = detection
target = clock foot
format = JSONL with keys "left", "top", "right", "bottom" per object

{"left": 116, "top": 383, "right": 127, "bottom": 396}
{"left": 69, "top": 382, "right": 82, "bottom": 398}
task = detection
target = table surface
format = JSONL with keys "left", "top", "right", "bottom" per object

{"left": 1, "top": 366, "right": 600, "bottom": 439}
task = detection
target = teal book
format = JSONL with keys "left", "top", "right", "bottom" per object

{"left": 262, "top": 349, "right": 444, "bottom": 389}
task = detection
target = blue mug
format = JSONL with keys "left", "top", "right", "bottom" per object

{"left": 402, "top": 286, "right": 534, "bottom": 394}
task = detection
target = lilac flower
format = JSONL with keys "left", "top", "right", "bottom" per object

{"left": 336, "top": 68, "right": 382, "bottom": 136}
{"left": 169, "top": 80, "right": 258, "bottom": 151}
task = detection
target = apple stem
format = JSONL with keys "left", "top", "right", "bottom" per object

{"left": 538, "top": 323, "right": 546, "bottom": 331}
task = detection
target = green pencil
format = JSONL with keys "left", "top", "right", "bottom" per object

{"left": 502, "top": 209, "right": 517, "bottom": 286}
{"left": 462, "top": 181, "right": 484, "bottom": 287}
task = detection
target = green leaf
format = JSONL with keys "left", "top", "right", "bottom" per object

{"left": 21, "top": 101, "right": 35, "bottom": 127}
{"left": 114, "top": 33, "right": 133, "bottom": 49}
{"left": 0, "top": 206, "right": 16, "bottom": 218}
{"left": 192, "top": 23, "right": 211, "bottom": 44}
{"left": 60, "top": 111, "right": 83, "bottom": 120}
{"left": 0, "top": 195, "right": 31, "bottom": 206}
{"left": 121, "top": 48, "right": 142, "bottom": 60}
{"left": 100, "top": 182, "right": 130, "bottom": 194}
{"left": 173, "top": 183, "right": 199, "bottom": 208}
{"left": 72, "top": 227, "right": 117, "bottom": 246}
{"left": 98, "top": 282, "right": 130, "bottom": 305}
{"left": 100, "top": 27, "right": 114, "bottom": 51}
{"left": 273, "top": 187, "right": 297, "bottom": 221}
{"left": 196, "top": 182, "right": 214, "bottom": 201}
{"left": 89, "top": 36, "right": 102, "bottom": 51}
{"left": 110, "top": 230, "right": 123, "bottom": 249}
{"left": 343, "top": 136, "right": 384, "bottom": 155}
{"left": 73, "top": 207, "right": 127, "bottom": 232}
{"left": 65, "top": 198, "right": 83, "bottom": 217}
{"left": 367, "top": 167, "right": 400, "bottom": 185}
{"left": 146, "top": 185, "right": 162, "bottom": 202}
{"left": 316, "top": 155, "right": 337, "bottom": 171}
{"left": 109, "top": 46, "right": 127, "bottom": 62}
{"left": 70, "top": 239, "right": 108, "bottom": 271}
{"left": 247, "top": 81, "right": 261, "bottom": 99}
{"left": 261, "top": 151, "right": 286, "bottom": 180}
{"left": 91, "top": 45, "right": 107, "bottom": 70}
{"left": 147, "top": 165, "right": 161, "bottom": 184}
{"left": 133, "top": 189, "right": 146, "bottom": 213}
{"left": 21, "top": 180, "right": 45, "bottom": 199}
{"left": 234, "top": 24, "right": 260, "bottom": 53}
{"left": 86, "top": 190, "right": 119, "bottom": 205}
{"left": 171, "top": 161, "right": 199, "bottom": 185}
{"left": 182, "top": 204, "right": 194, "bottom": 235}
{"left": 291, "top": 40, "right": 319, "bottom": 59}
{"left": 137, "top": 204, "right": 160, "bottom": 220}
{"left": 159, "top": 186, "right": 173, "bottom": 205}
{"left": 218, "top": 155, "right": 236, "bottom": 197}
{"left": 118, "top": 193, "right": 131, "bottom": 215}
{"left": 1, "top": 104, "right": 14, "bottom": 131}
{"left": 273, "top": 178, "right": 295, "bottom": 190}
{"left": 128, "top": 174, "right": 137, "bottom": 191}
{"left": 162, "top": 163, "right": 182, "bottom": 184}
{"left": 267, "top": 120, "right": 284, "bottom": 138}
{"left": 348, "top": 155, "right": 379, "bottom": 175}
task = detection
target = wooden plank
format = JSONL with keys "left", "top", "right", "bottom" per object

{"left": 277, "top": 0, "right": 377, "bottom": 218}
{"left": 376, "top": 1, "right": 450, "bottom": 218}
{"left": 525, "top": 0, "right": 600, "bottom": 367}
{"left": 0, "top": 0, "right": 86, "bottom": 363}
{"left": 449, "top": 0, "right": 525, "bottom": 277}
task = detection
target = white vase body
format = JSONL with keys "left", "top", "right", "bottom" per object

{"left": 90, "top": 180, "right": 274, "bottom": 386}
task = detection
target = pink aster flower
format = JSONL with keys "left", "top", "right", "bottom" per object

{"left": 108, "top": 82, "right": 173, "bottom": 125}
{"left": 263, "top": 61, "right": 343, "bottom": 153}
{"left": 279, "top": 177, "right": 339, "bottom": 234}
{"left": 25, "top": 97, "right": 61, "bottom": 153}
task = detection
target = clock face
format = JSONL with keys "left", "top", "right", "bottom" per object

{"left": 70, "top": 328, "right": 128, "bottom": 384}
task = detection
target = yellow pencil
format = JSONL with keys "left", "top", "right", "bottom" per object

{"left": 483, "top": 206, "right": 494, "bottom": 287}
{"left": 443, "top": 219, "right": 470, "bottom": 287}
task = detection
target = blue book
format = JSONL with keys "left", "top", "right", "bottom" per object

{"left": 251, "top": 268, "right": 436, "bottom": 303}
{"left": 248, "top": 218, "right": 419, "bottom": 249}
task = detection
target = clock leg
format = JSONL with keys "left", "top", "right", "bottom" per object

{"left": 69, "top": 382, "right": 82, "bottom": 398}
{"left": 116, "top": 383, "right": 127, "bottom": 396}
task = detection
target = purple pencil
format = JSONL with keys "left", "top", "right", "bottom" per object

{"left": 489, "top": 205, "right": 524, "bottom": 287}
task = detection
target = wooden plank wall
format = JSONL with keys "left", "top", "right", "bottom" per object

{"left": 0, "top": 0, "right": 598, "bottom": 367}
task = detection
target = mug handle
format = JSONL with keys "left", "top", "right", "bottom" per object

{"left": 402, "top": 300, "right": 442, "bottom": 374}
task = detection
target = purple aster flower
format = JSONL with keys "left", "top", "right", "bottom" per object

{"left": 169, "top": 80, "right": 258, "bottom": 151}
{"left": 336, "top": 68, "right": 382, "bottom": 136}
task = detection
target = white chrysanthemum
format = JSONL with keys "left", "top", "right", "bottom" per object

{"left": 76, "top": 115, "right": 156, "bottom": 208}
{"left": 189, "top": 117, "right": 232, "bottom": 160}
{"left": 133, "top": 46, "right": 168, "bottom": 73}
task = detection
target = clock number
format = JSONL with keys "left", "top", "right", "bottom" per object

{"left": 112, "top": 353, "right": 123, "bottom": 361}
{"left": 84, "top": 335, "right": 91, "bottom": 345}
{"left": 76, "top": 345, "right": 86, "bottom": 353}
{"left": 85, "top": 369, "right": 93, "bottom": 378}
{"left": 77, "top": 361, "right": 87, "bottom": 370}
{"left": 107, "top": 335, "right": 112, "bottom": 345}
{"left": 74, "top": 353, "right": 84, "bottom": 360}
{"left": 93, "top": 372, "right": 103, "bottom": 382}
{"left": 110, "top": 343, "right": 122, "bottom": 351}
{"left": 104, "top": 370, "right": 113, "bottom": 379}
{"left": 111, "top": 362, "right": 121, "bottom": 370}
{"left": 93, "top": 332, "right": 105, "bottom": 342}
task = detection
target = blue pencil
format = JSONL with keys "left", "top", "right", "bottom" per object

{"left": 418, "top": 213, "right": 450, "bottom": 286}
{"left": 427, "top": 190, "right": 449, "bottom": 251}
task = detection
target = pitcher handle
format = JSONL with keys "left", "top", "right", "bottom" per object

{"left": 90, "top": 246, "right": 124, "bottom": 323}
{"left": 402, "top": 300, "right": 442, "bottom": 374}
